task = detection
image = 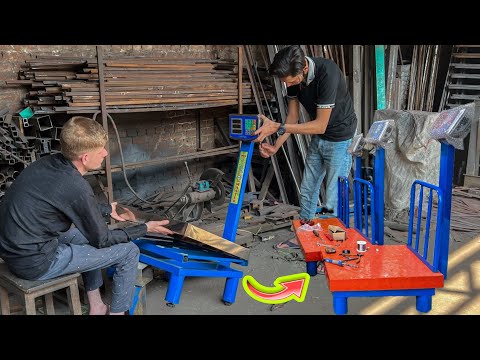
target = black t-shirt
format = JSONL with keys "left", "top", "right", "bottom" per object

{"left": 0, "top": 153, "right": 147, "bottom": 280}
{"left": 287, "top": 57, "right": 357, "bottom": 141}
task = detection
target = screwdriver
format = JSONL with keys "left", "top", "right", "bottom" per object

{"left": 324, "top": 258, "right": 358, "bottom": 268}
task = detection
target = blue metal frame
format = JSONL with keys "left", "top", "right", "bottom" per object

{"left": 324, "top": 122, "right": 459, "bottom": 315}
{"left": 355, "top": 155, "right": 362, "bottom": 179}
{"left": 129, "top": 286, "right": 142, "bottom": 315}
{"left": 373, "top": 148, "right": 385, "bottom": 245}
{"left": 337, "top": 176, "right": 350, "bottom": 227}
{"left": 354, "top": 156, "right": 363, "bottom": 230}
{"left": 438, "top": 143, "right": 455, "bottom": 279}
{"left": 407, "top": 180, "right": 444, "bottom": 274}
{"left": 130, "top": 137, "right": 255, "bottom": 311}
{"left": 133, "top": 239, "right": 247, "bottom": 306}
{"left": 353, "top": 178, "right": 376, "bottom": 243}
{"left": 332, "top": 288, "right": 435, "bottom": 315}
{"left": 223, "top": 141, "right": 255, "bottom": 241}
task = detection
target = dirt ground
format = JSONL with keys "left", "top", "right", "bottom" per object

{"left": 143, "top": 224, "right": 480, "bottom": 315}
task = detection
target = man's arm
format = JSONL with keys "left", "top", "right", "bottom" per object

{"left": 65, "top": 190, "right": 148, "bottom": 248}
{"left": 254, "top": 100, "right": 332, "bottom": 142}
{"left": 254, "top": 98, "right": 301, "bottom": 144}
{"left": 269, "top": 98, "right": 301, "bottom": 149}
{"left": 282, "top": 107, "right": 332, "bottom": 135}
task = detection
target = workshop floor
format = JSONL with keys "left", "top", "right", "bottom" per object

{"left": 21, "top": 221, "right": 478, "bottom": 315}
{"left": 143, "top": 225, "right": 480, "bottom": 315}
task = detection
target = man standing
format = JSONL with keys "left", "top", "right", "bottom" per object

{"left": 0, "top": 116, "right": 174, "bottom": 314}
{"left": 254, "top": 45, "right": 357, "bottom": 249}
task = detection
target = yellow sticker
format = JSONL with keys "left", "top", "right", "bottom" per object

{"left": 231, "top": 151, "right": 247, "bottom": 204}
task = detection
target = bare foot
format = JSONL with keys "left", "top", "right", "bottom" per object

{"left": 317, "top": 262, "right": 325, "bottom": 275}
{"left": 89, "top": 303, "right": 108, "bottom": 315}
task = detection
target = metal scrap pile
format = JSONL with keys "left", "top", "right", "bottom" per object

{"left": 442, "top": 187, "right": 480, "bottom": 232}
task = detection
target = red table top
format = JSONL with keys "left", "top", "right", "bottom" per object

{"left": 293, "top": 218, "right": 444, "bottom": 291}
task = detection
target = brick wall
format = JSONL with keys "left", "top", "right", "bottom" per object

{"left": 106, "top": 108, "right": 232, "bottom": 202}
{"left": 0, "top": 45, "right": 241, "bottom": 204}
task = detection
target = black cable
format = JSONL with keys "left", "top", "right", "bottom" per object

{"left": 92, "top": 111, "right": 156, "bottom": 205}
{"left": 92, "top": 111, "right": 193, "bottom": 213}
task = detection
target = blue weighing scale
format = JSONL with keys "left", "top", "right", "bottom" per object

{"left": 223, "top": 114, "right": 259, "bottom": 240}
{"left": 129, "top": 114, "right": 260, "bottom": 312}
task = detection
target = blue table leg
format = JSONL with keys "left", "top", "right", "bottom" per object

{"left": 165, "top": 274, "right": 185, "bottom": 305}
{"left": 222, "top": 277, "right": 239, "bottom": 304}
{"left": 306, "top": 261, "right": 317, "bottom": 276}
{"left": 333, "top": 293, "right": 348, "bottom": 315}
{"left": 416, "top": 294, "right": 432, "bottom": 313}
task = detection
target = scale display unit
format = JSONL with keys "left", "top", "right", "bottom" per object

{"left": 223, "top": 114, "right": 259, "bottom": 240}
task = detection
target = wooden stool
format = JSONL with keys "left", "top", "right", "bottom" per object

{"left": 0, "top": 263, "right": 82, "bottom": 315}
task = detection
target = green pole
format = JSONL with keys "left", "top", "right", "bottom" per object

{"left": 374, "top": 45, "right": 386, "bottom": 245}
{"left": 375, "top": 45, "right": 386, "bottom": 110}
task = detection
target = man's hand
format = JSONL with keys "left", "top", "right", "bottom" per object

{"left": 146, "top": 220, "right": 175, "bottom": 235}
{"left": 253, "top": 114, "right": 280, "bottom": 143}
{"left": 259, "top": 143, "right": 278, "bottom": 158}
{"left": 110, "top": 202, "right": 137, "bottom": 222}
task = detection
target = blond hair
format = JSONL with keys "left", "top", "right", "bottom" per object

{"left": 60, "top": 116, "right": 108, "bottom": 160}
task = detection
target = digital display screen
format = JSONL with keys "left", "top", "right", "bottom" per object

{"left": 231, "top": 118, "right": 243, "bottom": 134}
{"left": 430, "top": 107, "right": 466, "bottom": 139}
{"left": 365, "top": 119, "right": 395, "bottom": 145}
{"left": 229, "top": 114, "right": 259, "bottom": 141}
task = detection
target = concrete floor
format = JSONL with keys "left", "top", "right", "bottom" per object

{"left": 143, "top": 226, "right": 480, "bottom": 315}
{"left": 11, "top": 220, "right": 477, "bottom": 315}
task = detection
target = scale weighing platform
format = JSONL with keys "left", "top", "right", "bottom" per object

{"left": 130, "top": 114, "right": 260, "bottom": 311}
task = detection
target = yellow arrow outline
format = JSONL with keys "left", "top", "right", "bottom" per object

{"left": 242, "top": 273, "right": 310, "bottom": 305}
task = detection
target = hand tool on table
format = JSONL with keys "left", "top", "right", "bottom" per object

{"left": 324, "top": 258, "right": 358, "bottom": 268}
{"left": 313, "top": 230, "right": 337, "bottom": 252}
{"left": 315, "top": 241, "right": 336, "bottom": 253}
{"left": 340, "top": 253, "right": 363, "bottom": 264}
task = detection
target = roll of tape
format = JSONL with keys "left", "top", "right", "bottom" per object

{"left": 357, "top": 240, "right": 367, "bottom": 252}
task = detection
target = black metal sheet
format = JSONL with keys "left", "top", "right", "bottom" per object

{"left": 116, "top": 205, "right": 250, "bottom": 261}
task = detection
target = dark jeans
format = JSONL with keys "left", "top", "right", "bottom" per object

{"left": 37, "top": 228, "right": 140, "bottom": 313}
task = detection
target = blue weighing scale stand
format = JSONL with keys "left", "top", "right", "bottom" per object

{"left": 129, "top": 114, "right": 259, "bottom": 312}
{"left": 339, "top": 121, "right": 394, "bottom": 245}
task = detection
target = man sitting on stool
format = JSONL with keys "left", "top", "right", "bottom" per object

{"left": 0, "top": 116, "right": 173, "bottom": 315}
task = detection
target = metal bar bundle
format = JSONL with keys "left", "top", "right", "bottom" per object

{"left": 4, "top": 55, "right": 268, "bottom": 114}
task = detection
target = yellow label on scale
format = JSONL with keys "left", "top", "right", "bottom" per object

{"left": 231, "top": 151, "right": 247, "bottom": 204}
